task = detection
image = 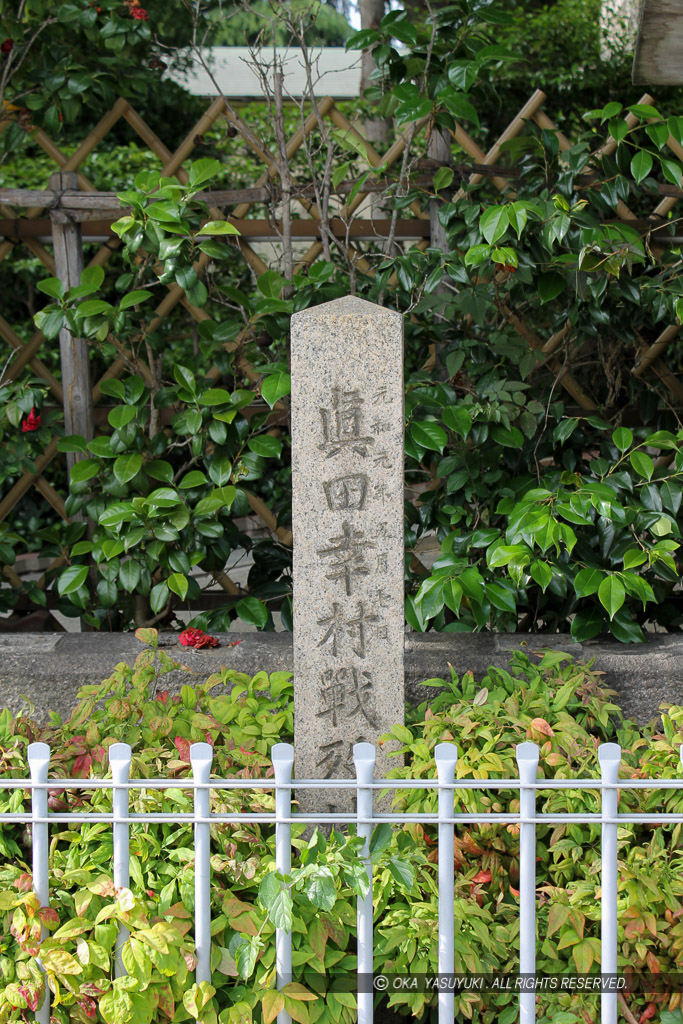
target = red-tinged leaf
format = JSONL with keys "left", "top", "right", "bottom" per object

{"left": 87, "top": 877, "right": 115, "bottom": 897}
{"left": 262, "top": 990, "right": 285, "bottom": 1024}
{"left": 547, "top": 902, "right": 571, "bottom": 938}
{"left": 309, "top": 917, "right": 328, "bottom": 960}
{"left": 528, "top": 717, "right": 555, "bottom": 738}
{"left": 79, "top": 984, "right": 107, "bottom": 998}
{"left": 509, "top": 885, "right": 520, "bottom": 897}
{"left": 38, "top": 906, "right": 59, "bottom": 927}
{"left": 135, "top": 627, "right": 158, "bottom": 646}
{"left": 14, "top": 873, "right": 32, "bottom": 892}
{"left": 91, "top": 745, "right": 107, "bottom": 765}
{"left": 72, "top": 753, "right": 93, "bottom": 778}
{"left": 205, "top": 731, "right": 214, "bottom": 746}
{"left": 572, "top": 939, "right": 594, "bottom": 973}
{"left": 174, "top": 736, "right": 191, "bottom": 762}
{"left": 165, "top": 902, "right": 192, "bottom": 919}
{"left": 156, "top": 983, "right": 175, "bottom": 1019}
{"left": 283, "top": 996, "right": 310, "bottom": 1024}
{"left": 646, "top": 951, "right": 660, "bottom": 973}
{"left": 18, "top": 987, "right": 39, "bottom": 1012}
{"left": 281, "top": 984, "right": 317, "bottom": 1002}
{"left": 472, "top": 869, "right": 492, "bottom": 884}
{"left": 639, "top": 1004, "right": 656, "bottom": 1023}
{"left": 77, "top": 996, "right": 97, "bottom": 1019}
{"left": 223, "top": 897, "right": 259, "bottom": 935}
{"left": 320, "top": 914, "right": 345, "bottom": 946}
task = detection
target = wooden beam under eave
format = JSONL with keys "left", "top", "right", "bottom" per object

{"left": 0, "top": 218, "right": 432, "bottom": 241}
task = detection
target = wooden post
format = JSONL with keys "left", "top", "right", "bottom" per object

{"left": 428, "top": 127, "right": 452, "bottom": 379}
{"left": 50, "top": 173, "right": 95, "bottom": 633}
{"left": 49, "top": 172, "right": 95, "bottom": 474}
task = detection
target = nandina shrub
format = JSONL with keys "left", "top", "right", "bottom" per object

{"left": 0, "top": 633, "right": 682, "bottom": 1023}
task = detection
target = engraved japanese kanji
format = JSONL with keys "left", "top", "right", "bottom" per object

{"left": 323, "top": 473, "right": 368, "bottom": 511}
{"left": 318, "top": 388, "right": 375, "bottom": 458}
{"left": 317, "top": 522, "right": 375, "bottom": 596}
{"left": 315, "top": 736, "right": 369, "bottom": 779}
{"left": 317, "top": 600, "right": 379, "bottom": 658}
{"left": 316, "top": 666, "right": 378, "bottom": 728}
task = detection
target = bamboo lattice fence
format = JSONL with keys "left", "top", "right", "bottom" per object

{"left": 1, "top": 87, "right": 682, "bottom": 613}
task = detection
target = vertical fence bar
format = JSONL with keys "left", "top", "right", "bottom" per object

{"left": 599, "top": 743, "right": 621, "bottom": 1024}
{"left": 190, "top": 742, "right": 214, "bottom": 985}
{"left": 28, "top": 743, "right": 50, "bottom": 1024}
{"left": 516, "top": 742, "right": 539, "bottom": 1024}
{"left": 435, "top": 743, "right": 458, "bottom": 1024}
{"left": 354, "top": 743, "right": 376, "bottom": 1024}
{"left": 272, "top": 743, "right": 294, "bottom": 1024}
{"left": 109, "top": 743, "right": 132, "bottom": 978}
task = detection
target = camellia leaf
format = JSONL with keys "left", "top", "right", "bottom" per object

{"left": 630, "top": 150, "right": 653, "bottom": 184}
{"left": 261, "top": 372, "right": 291, "bottom": 408}
{"left": 623, "top": 548, "right": 647, "bottom": 569}
{"left": 597, "top": 575, "right": 625, "bottom": 620}
{"left": 119, "top": 290, "right": 153, "bottom": 309}
{"left": 196, "top": 219, "right": 241, "bottom": 235}
{"left": 36, "top": 277, "right": 64, "bottom": 300}
{"left": 113, "top": 453, "right": 142, "bottom": 484}
{"left": 410, "top": 421, "right": 448, "bottom": 453}
{"left": 573, "top": 567, "right": 603, "bottom": 597}
{"left": 119, "top": 559, "right": 141, "bottom": 593}
{"left": 630, "top": 450, "right": 654, "bottom": 480}
{"left": 57, "top": 564, "right": 89, "bottom": 596}
{"left": 236, "top": 596, "right": 268, "bottom": 628}
{"left": 479, "top": 205, "right": 509, "bottom": 244}
{"left": 491, "top": 425, "right": 524, "bottom": 448}
{"left": 612, "top": 427, "right": 633, "bottom": 452}
{"left": 442, "top": 405, "right": 472, "bottom": 438}
{"left": 167, "top": 573, "right": 188, "bottom": 600}
{"left": 570, "top": 607, "right": 604, "bottom": 642}
{"left": 529, "top": 560, "right": 552, "bottom": 591}
{"left": 57, "top": 434, "right": 88, "bottom": 454}
{"left": 537, "top": 271, "right": 565, "bottom": 304}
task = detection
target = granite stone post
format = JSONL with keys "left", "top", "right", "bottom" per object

{"left": 290, "top": 296, "right": 405, "bottom": 814}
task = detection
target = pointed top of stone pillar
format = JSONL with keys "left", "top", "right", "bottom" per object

{"left": 292, "top": 295, "right": 402, "bottom": 320}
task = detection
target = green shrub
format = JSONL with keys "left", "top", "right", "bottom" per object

{"left": 1, "top": 634, "right": 683, "bottom": 1022}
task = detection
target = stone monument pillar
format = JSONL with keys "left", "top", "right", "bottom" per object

{"left": 290, "top": 296, "right": 405, "bottom": 814}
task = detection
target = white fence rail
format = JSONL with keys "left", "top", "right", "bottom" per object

{"left": 1, "top": 740, "right": 682, "bottom": 1022}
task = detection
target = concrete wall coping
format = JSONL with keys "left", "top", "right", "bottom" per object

{"left": 0, "top": 631, "right": 682, "bottom": 725}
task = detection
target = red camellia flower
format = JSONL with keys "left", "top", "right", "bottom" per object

{"left": 178, "top": 627, "right": 219, "bottom": 649}
{"left": 20, "top": 408, "right": 41, "bottom": 432}
{"left": 1, "top": 39, "right": 13, "bottom": 54}
{"left": 131, "top": 6, "right": 149, "bottom": 18}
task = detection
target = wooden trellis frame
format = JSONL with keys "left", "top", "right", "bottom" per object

{"left": 1, "top": 87, "right": 682, "bottom": 610}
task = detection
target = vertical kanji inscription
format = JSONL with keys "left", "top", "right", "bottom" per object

{"left": 291, "top": 297, "right": 404, "bottom": 813}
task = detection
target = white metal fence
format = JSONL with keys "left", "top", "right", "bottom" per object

{"left": 1, "top": 739, "right": 682, "bottom": 1023}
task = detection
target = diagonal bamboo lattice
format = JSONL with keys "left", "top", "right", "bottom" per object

{"left": 1, "top": 87, "right": 682, "bottom": 608}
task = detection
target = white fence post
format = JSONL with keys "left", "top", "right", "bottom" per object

{"left": 355, "top": 742, "right": 376, "bottom": 1024}
{"left": 109, "top": 742, "right": 132, "bottom": 977}
{"left": 516, "top": 741, "right": 539, "bottom": 1024}
{"left": 599, "top": 743, "right": 621, "bottom": 1024}
{"left": 272, "top": 742, "right": 294, "bottom": 1024}
{"left": 435, "top": 743, "right": 458, "bottom": 1024}
{"left": 191, "top": 742, "right": 214, "bottom": 985}
{"left": 27, "top": 742, "right": 50, "bottom": 1024}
